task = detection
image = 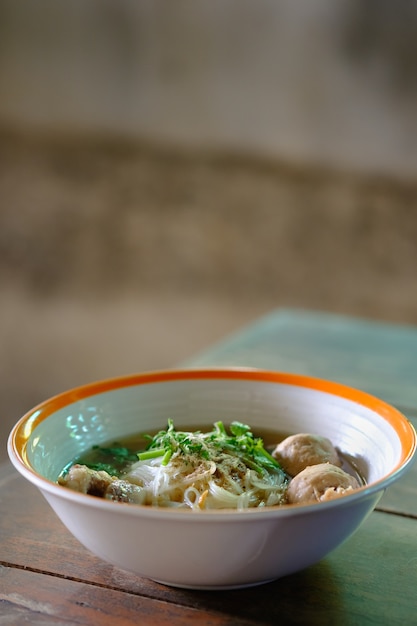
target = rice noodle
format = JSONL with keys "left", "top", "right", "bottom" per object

{"left": 125, "top": 449, "right": 288, "bottom": 510}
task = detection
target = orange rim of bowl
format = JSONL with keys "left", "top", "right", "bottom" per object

{"left": 10, "top": 367, "right": 417, "bottom": 474}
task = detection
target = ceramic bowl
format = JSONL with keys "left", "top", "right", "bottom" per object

{"left": 8, "top": 368, "right": 416, "bottom": 590}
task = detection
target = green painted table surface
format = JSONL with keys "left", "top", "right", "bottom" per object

{"left": 1, "top": 309, "right": 417, "bottom": 625}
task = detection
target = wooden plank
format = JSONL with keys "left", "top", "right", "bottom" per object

{"left": 0, "top": 566, "right": 246, "bottom": 626}
{"left": 186, "top": 513, "right": 417, "bottom": 625}
{"left": 1, "top": 513, "right": 417, "bottom": 625}
{"left": 184, "top": 309, "right": 417, "bottom": 409}
{"left": 2, "top": 465, "right": 417, "bottom": 624}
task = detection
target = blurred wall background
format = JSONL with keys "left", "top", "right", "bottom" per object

{"left": 1, "top": 0, "right": 417, "bottom": 461}
{"left": 1, "top": 1, "right": 417, "bottom": 175}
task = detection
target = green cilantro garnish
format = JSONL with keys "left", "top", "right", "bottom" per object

{"left": 138, "top": 419, "right": 284, "bottom": 477}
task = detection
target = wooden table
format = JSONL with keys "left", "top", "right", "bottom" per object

{"left": 1, "top": 309, "right": 417, "bottom": 625}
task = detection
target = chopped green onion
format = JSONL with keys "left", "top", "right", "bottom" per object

{"left": 137, "top": 447, "right": 166, "bottom": 461}
{"left": 162, "top": 449, "right": 172, "bottom": 466}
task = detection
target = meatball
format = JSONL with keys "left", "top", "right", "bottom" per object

{"left": 58, "top": 464, "right": 145, "bottom": 504}
{"left": 105, "top": 479, "right": 146, "bottom": 504}
{"left": 272, "top": 433, "right": 342, "bottom": 477}
{"left": 287, "top": 463, "right": 360, "bottom": 504}
{"left": 58, "top": 464, "right": 113, "bottom": 496}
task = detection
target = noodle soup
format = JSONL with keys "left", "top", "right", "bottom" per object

{"left": 58, "top": 422, "right": 365, "bottom": 509}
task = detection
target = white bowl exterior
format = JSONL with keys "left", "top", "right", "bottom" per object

{"left": 9, "top": 372, "right": 413, "bottom": 589}
{"left": 39, "top": 485, "right": 382, "bottom": 589}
